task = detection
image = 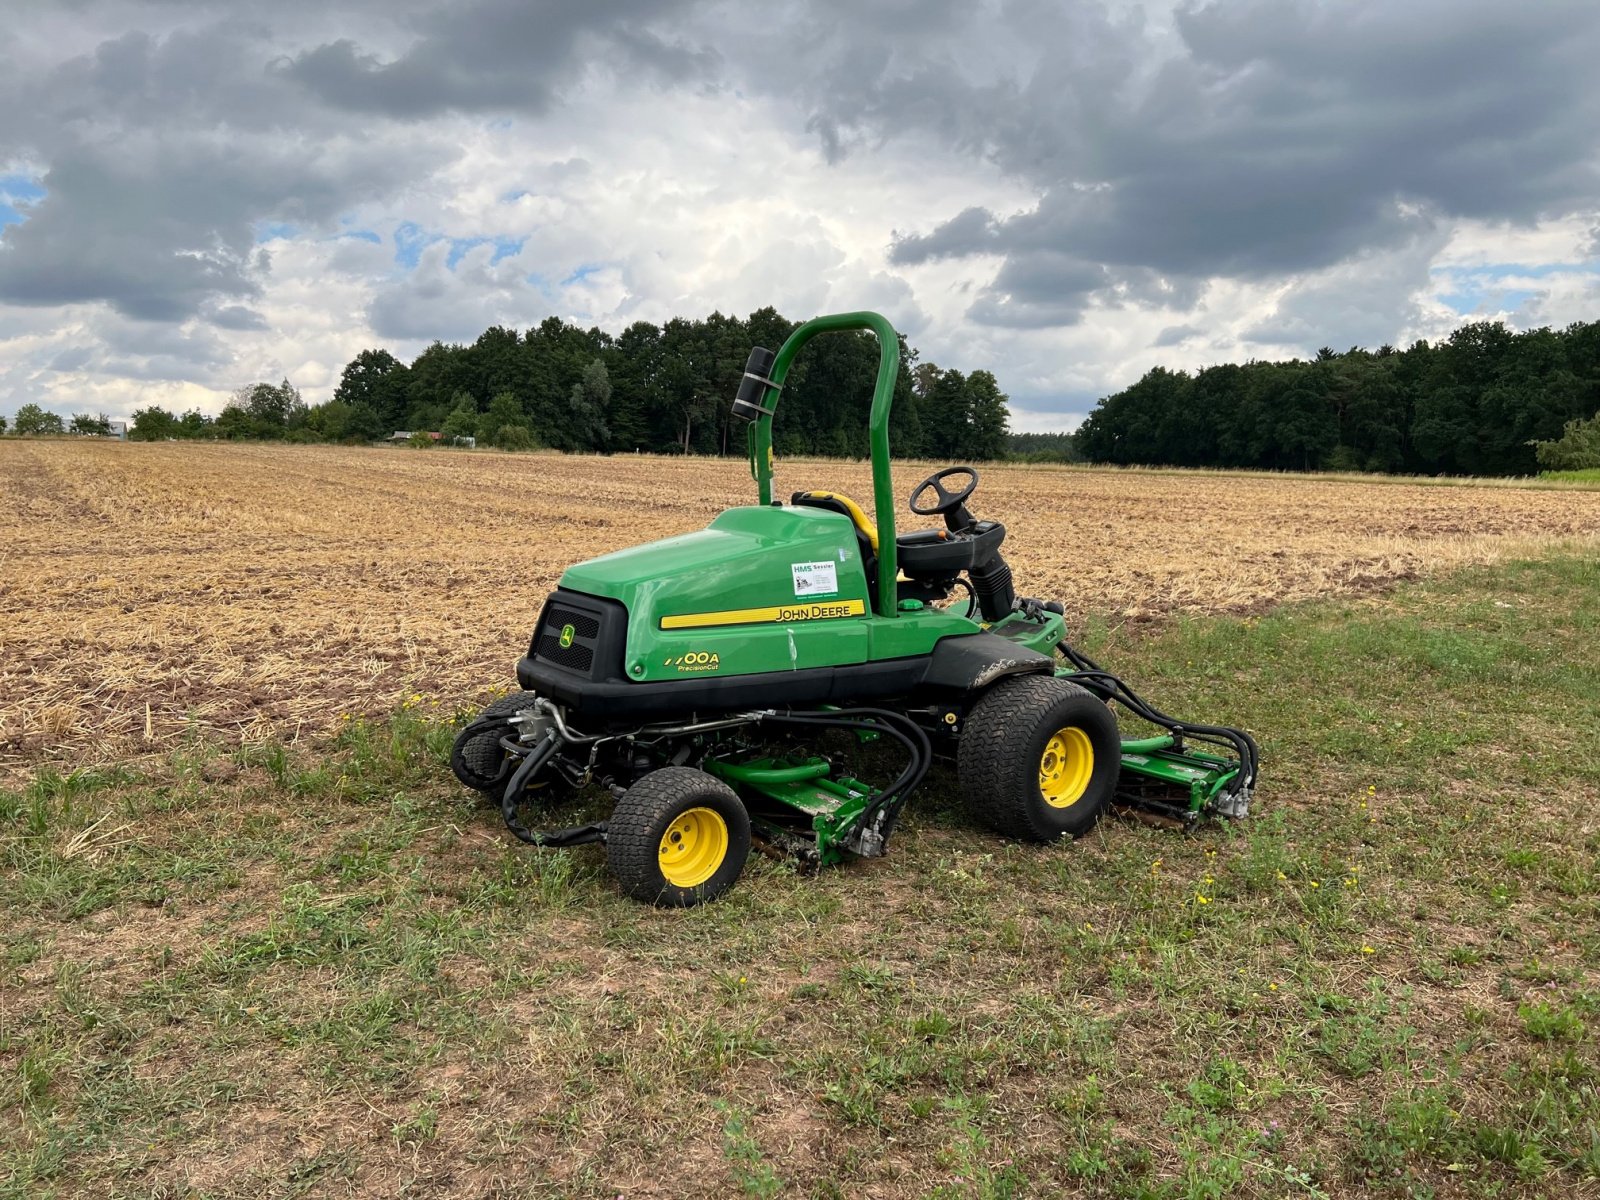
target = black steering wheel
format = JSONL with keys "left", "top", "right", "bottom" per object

{"left": 908, "top": 466, "right": 979, "bottom": 516}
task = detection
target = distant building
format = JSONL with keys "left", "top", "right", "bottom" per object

{"left": 107, "top": 420, "right": 127, "bottom": 439}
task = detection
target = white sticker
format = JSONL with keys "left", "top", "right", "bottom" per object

{"left": 791, "top": 560, "right": 838, "bottom": 597}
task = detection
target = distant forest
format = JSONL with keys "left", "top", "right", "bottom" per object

{"left": 125, "top": 307, "right": 1013, "bottom": 462}
{"left": 1078, "top": 320, "right": 1600, "bottom": 476}
{"left": 39, "top": 310, "right": 1599, "bottom": 477}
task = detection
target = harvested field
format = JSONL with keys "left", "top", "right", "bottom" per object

{"left": 4, "top": 438, "right": 1599, "bottom": 768}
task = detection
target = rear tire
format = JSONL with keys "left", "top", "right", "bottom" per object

{"left": 959, "top": 676, "right": 1120, "bottom": 841}
{"left": 450, "top": 691, "right": 566, "bottom": 800}
{"left": 607, "top": 767, "right": 751, "bottom": 907}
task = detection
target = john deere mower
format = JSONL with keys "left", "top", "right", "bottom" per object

{"left": 451, "top": 312, "right": 1258, "bottom": 905}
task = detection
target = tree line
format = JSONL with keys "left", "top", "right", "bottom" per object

{"left": 1076, "top": 319, "right": 1600, "bottom": 476}
{"left": 10, "top": 312, "right": 1598, "bottom": 475}
{"left": 4, "top": 406, "right": 116, "bottom": 437}
{"left": 114, "top": 307, "right": 1013, "bottom": 461}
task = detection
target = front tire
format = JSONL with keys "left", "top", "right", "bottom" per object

{"left": 959, "top": 676, "right": 1121, "bottom": 841}
{"left": 450, "top": 691, "right": 567, "bottom": 801}
{"left": 607, "top": 768, "right": 751, "bottom": 907}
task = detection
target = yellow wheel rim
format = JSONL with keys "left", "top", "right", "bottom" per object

{"left": 658, "top": 807, "right": 729, "bottom": 888}
{"left": 1040, "top": 727, "right": 1095, "bottom": 808}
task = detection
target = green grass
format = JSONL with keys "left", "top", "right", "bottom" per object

{"left": 1540, "top": 467, "right": 1600, "bottom": 484}
{"left": 3, "top": 556, "right": 1599, "bottom": 1198}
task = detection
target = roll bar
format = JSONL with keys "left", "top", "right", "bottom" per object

{"left": 734, "top": 312, "right": 901, "bottom": 618}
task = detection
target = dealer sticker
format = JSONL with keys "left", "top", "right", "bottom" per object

{"left": 791, "top": 560, "right": 838, "bottom": 597}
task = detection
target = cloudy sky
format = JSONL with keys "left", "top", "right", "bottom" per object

{"left": 2, "top": 0, "right": 1598, "bottom": 432}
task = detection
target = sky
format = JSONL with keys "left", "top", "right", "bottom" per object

{"left": 2, "top": 0, "right": 1598, "bottom": 434}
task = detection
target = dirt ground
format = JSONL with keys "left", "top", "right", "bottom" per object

{"left": 5, "top": 439, "right": 1599, "bottom": 770}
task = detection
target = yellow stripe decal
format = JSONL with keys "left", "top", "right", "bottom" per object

{"left": 660, "top": 599, "right": 867, "bottom": 630}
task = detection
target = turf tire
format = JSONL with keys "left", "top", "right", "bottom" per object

{"left": 607, "top": 767, "right": 751, "bottom": 907}
{"left": 450, "top": 690, "right": 559, "bottom": 798}
{"left": 958, "top": 675, "right": 1120, "bottom": 841}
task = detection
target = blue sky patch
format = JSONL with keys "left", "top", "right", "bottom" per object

{"left": 445, "top": 235, "right": 525, "bottom": 269}
{"left": 1431, "top": 260, "right": 1599, "bottom": 315}
{"left": 253, "top": 221, "right": 300, "bottom": 243}
{"left": 394, "top": 221, "right": 442, "bottom": 268}
{"left": 0, "top": 174, "right": 46, "bottom": 229}
{"left": 561, "top": 263, "right": 604, "bottom": 287}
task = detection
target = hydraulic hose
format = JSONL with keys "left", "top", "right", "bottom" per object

{"left": 498, "top": 731, "right": 608, "bottom": 847}
{"left": 761, "top": 707, "right": 932, "bottom": 840}
{"left": 1057, "top": 641, "right": 1259, "bottom": 795}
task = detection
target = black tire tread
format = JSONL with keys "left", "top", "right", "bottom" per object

{"left": 450, "top": 691, "right": 543, "bottom": 793}
{"left": 959, "top": 675, "right": 1117, "bottom": 842}
{"left": 607, "top": 767, "right": 750, "bottom": 906}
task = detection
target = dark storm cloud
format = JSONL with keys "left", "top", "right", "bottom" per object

{"left": 866, "top": 0, "right": 1600, "bottom": 328}
{"left": 0, "top": 17, "right": 451, "bottom": 321}
{"left": 0, "top": 129, "right": 430, "bottom": 320}
{"left": 0, "top": 0, "right": 711, "bottom": 325}
{"left": 891, "top": 207, "right": 1002, "bottom": 265}
{"left": 278, "top": 0, "right": 714, "bottom": 119}
{"left": 209, "top": 305, "right": 271, "bottom": 332}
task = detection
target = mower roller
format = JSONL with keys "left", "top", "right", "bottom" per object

{"left": 451, "top": 311, "right": 1259, "bottom": 905}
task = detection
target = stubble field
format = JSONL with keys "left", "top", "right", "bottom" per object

{"left": 3, "top": 438, "right": 1600, "bottom": 774}
{"left": 4, "top": 439, "right": 1599, "bottom": 773}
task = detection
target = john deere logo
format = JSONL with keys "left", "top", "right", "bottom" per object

{"left": 558, "top": 624, "right": 576, "bottom": 648}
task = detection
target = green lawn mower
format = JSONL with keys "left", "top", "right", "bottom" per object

{"left": 451, "top": 311, "right": 1258, "bottom": 905}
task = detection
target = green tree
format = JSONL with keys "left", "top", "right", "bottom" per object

{"left": 305, "top": 399, "right": 353, "bottom": 441}
{"left": 1009, "top": 432, "right": 1082, "bottom": 463}
{"left": 14, "top": 404, "right": 64, "bottom": 435}
{"left": 130, "top": 406, "right": 178, "bottom": 440}
{"left": 335, "top": 349, "right": 410, "bottom": 430}
{"left": 242, "top": 379, "right": 306, "bottom": 434}
{"left": 921, "top": 368, "right": 969, "bottom": 459}
{"left": 495, "top": 423, "right": 536, "bottom": 451}
{"left": 439, "top": 392, "right": 479, "bottom": 445}
{"left": 69, "top": 412, "right": 112, "bottom": 436}
{"left": 1534, "top": 410, "right": 1600, "bottom": 471}
{"left": 345, "top": 403, "right": 387, "bottom": 442}
{"left": 214, "top": 403, "right": 255, "bottom": 440}
{"left": 961, "top": 370, "right": 1010, "bottom": 460}
{"left": 554, "top": 358, "right": 610, "bottom": 452}
{"left": 0, "top": 413, "right": 7, "bottom": 434}
{"left": 659, "top": 317, "right": 717, "bottom": 454}
{"left": 607, "top": 321, "right": 665, "bottom": 451}
{"left": 477, "top": 391, "right": 534, "bottom": 449}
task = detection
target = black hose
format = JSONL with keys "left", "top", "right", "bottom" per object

{"left": 1057, "top": 641, "right": 1259, "bottom": 793}
{"left": 761, "top": 707, "right": 932, "bottom": 840}
{"left": 497, "top": 732, "right": 612, "bottom": 846}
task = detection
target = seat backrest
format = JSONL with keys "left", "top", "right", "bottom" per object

{"left": 790, "top": 490, "right": 879, "bottom": 605}
{"left": 790, "top": 490, "right": 878, "bottom": 550}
